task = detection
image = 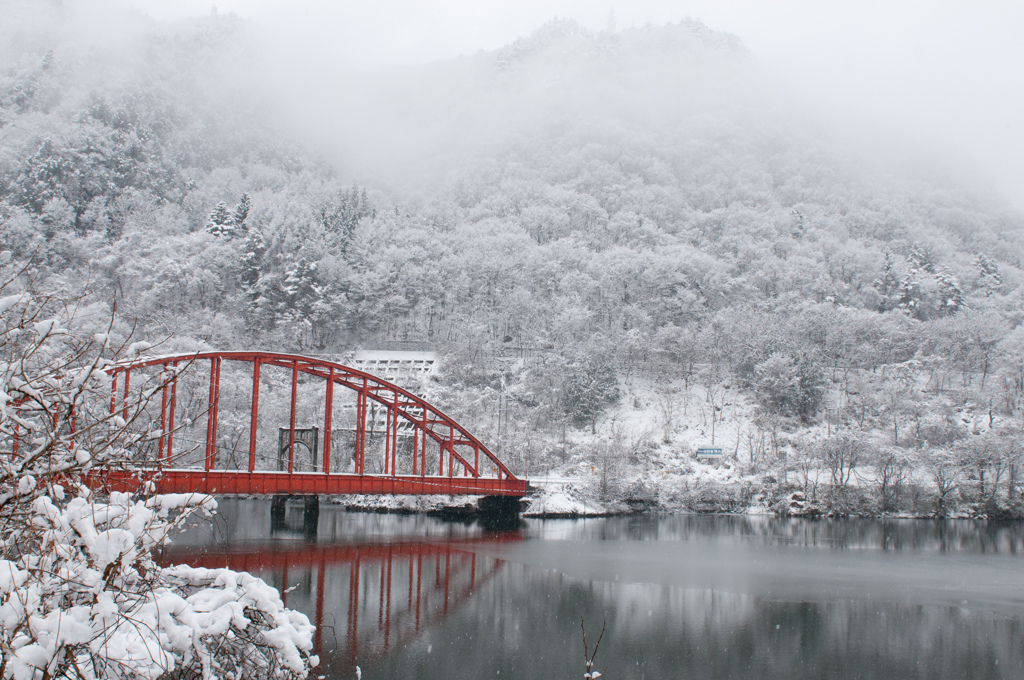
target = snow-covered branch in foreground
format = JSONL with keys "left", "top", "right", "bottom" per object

{"left": 0, "top": 270, "right": 317, "bottom": 680}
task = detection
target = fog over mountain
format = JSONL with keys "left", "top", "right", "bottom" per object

{"left": 3, "top": 0, "right": 1024, "bottom": 516}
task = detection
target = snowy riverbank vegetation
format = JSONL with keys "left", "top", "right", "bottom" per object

{"left": 2, "top": 4, "right": 1024, "bottom": 519}
{"left": 0, "top": 271, "right": 317, "bottom": 679}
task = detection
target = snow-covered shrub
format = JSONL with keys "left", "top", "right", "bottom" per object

{"left": 0, "top": 492, "right": 316, "bottom": 680}
{"left": 0, "top": 265, "right": 317, "bottom": 679}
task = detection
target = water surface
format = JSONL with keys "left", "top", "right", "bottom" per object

{"left": 165, "top": 499, "right": 1024, "bottom": 679}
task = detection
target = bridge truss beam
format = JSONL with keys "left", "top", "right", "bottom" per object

{"left": 95, "top": 351, "right": 525, "bottom": 498}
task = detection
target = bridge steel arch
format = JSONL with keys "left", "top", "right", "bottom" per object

{"left": 95, "top": 352, "right": 526, "bottom": 498}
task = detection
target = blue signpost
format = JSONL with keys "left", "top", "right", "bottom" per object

{"left": 696, "top": 447, "right": 723, "bottom": 458}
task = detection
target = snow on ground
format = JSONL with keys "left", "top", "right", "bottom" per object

{"left": 522, "top": 486, "right": 609, "bottom": 517}
{"left": 331, "top": 493, "right": 483, "bottom": 513}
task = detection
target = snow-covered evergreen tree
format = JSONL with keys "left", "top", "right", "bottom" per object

{"left": 233, "top": 192, "right": 251, "bottom": 232}
{"left": 874, "top": 252, "right": 902, "bottom": 312}
{"left": 936, "top": 269, "right": 965, "bottom": 315}
{"left": 205, "top": 201, "right": 235, "bottom": 238}
{"left": 977, "top": 253, "right": 1002, "bottom": 296}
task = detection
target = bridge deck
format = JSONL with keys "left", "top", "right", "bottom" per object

{"left": 93, "top": 469, "right": 527, "bottom": 497}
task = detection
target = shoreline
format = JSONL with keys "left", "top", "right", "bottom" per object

{"left": 325, "top": 493, "right": 1023, "bottom": 522}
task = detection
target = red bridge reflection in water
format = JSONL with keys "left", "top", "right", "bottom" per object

{"left": 159, "top": 535, "right": 521, "bottom": 669}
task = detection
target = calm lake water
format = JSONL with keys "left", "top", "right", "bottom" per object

{"left": 163, "top": 499, "right": 1024, "bottom": 680}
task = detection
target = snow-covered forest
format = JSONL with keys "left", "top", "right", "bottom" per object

{"left": 3, "top": 3, "right": 1024, "bottom": 518}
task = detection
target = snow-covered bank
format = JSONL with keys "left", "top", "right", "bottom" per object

{"left": 458, "top": 364, "right": 1024, "bottom": 520}
{"left": 332, "top": 454, "right": 1024, "bottom": 521}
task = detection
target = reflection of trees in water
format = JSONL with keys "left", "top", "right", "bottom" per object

{"left": 366, "top": 563, "right": 1023, "bottom": 680}
{"left": 538, "top": 514, "right": 1024, "bottom": 554}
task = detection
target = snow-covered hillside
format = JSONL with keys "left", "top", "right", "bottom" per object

{"left": 2, "top": 7, "right": 1023, "bottom": 517}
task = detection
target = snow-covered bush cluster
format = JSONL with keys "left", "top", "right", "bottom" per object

{"left": 0, "top": 266, "right": 317, "bottom": 679}
{"left": 0, "top": 493, "right": 315, "bottom": 680}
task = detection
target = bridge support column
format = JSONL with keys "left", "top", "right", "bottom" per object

{"left": 477, "top": 495, "right": 523, "bottom": 530}
{"left": 271, "top": 494, "right": 288, "bottom": 529}
{"left": 270, "top": 494, "right": 320, "bottom": 536}
{"left": 303, "top": 495, "right": 320, "bottom": 538}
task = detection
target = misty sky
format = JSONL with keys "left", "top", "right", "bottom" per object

{"left": 114, "top": 0, "right": 1024, "bottom": 209}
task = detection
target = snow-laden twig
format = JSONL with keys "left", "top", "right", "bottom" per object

{"left": 581, "top": 617, "right": 605, "bottom": 680}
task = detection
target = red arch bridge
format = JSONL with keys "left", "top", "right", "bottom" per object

{"left": 86, "top": 351, "right": 526, "bottom": 499}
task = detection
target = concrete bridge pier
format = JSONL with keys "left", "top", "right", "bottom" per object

{"left": 303, "top": 495, "right": 320, "bottom": 537}
{"left": 477, "top": 495, "right": 523, "bottom": 530}
{"left": 270, "top": 494, "right": 287, "bottom": 528}
{"left": 270, "top": 494, "right": 320, "bottom": 537}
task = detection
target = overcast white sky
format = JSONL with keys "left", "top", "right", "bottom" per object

{"left": 115, "top": 0, "right": 1024, "bottom": 208}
